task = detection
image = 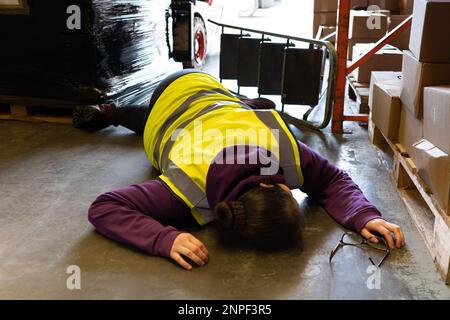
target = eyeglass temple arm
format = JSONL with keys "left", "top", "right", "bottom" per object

{"left": 329, "top": 242, "right": 343, "bottom": 263}
{"left": 369, "top": 251, "right": 390, "bottom": 268}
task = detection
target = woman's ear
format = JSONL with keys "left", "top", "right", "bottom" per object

{"left": 277, "top": 183, "right": 292, "bottom": 194}
{"left": 259, "top": 183, "right": 274, "bottom": 188}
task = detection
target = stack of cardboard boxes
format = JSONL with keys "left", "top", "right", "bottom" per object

{"left": 311, "top": 0, "right": 413, "bottom": 47}
{"left": 352, "top": 43, "right": 403, "bottom": 83}
{"left": 369, "top": 0, "right": 400, "bottom": 11}
{"left": 348, "top": 9, "right": 389, "bottom": 58}
{"left": 347, "top": 1, "right": 415, "bottom": 85}
{"left": 307, "top": 0, "right": 390, "bottom": 39}
{"left": 399, "top": 0, "right": 415, "bottom": 13}
{"left": 388, "top": 14, "right": 411, "bottom": 49}
{"left": 369, "top": 70, "right": 403, "bottom": 140}
{"left": 347, "top": 0, "right": 413, "bottom": 57}
{"left": 305, "top": 0, "right": 338, "bottom": 38}
{"left": 370, "top": 0, "right": 450, "bottom": 213}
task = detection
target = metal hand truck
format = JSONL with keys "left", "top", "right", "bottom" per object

{"left": 209, "top": 19, "right": 337, "bottom": 130}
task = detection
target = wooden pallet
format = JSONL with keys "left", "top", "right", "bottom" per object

{"left": 347, "top": 74, "right": 370, "bottom": 114}
{"left": 369, "top": 117, "right": 450, "bottom": 284}
{"left": 0, "top": 95, "right": 77, "bottom": 125}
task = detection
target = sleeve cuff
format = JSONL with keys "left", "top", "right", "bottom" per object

{"left": 354, "top": 210, "right": 383, "bottom": 233}
{"left": 157, "top": 229, "right": 182, "bottom": 259}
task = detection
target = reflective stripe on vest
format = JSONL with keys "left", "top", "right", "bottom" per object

{"left": 253, "top": 110, "right": 302, "bottom": 188}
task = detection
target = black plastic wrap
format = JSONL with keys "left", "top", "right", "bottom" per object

{"left": 0, "top": 0, "right": 181, "bottom": 106}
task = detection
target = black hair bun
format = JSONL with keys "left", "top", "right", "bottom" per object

{"left": 214, "top": 201, "right": 246, "bottom": 231}
{"left": 214, "top": 202, "right": 234, "bottom": 228}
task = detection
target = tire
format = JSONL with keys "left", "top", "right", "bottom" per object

{"left": 238, "top": 0, "right": 259, "bottom": 17}
{"left": 183, "top": 16, "right": 207, "bottom": 69}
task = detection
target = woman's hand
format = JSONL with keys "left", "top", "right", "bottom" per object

{"left": 361, "top": 219, "right": 405, "bottom": 249}
{"left": 170, "top": 233, "right": 209, "bottom": 270}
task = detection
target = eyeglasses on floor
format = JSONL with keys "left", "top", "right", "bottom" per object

{"left": 329, "top": 231, "right": 390, "bottom": 268}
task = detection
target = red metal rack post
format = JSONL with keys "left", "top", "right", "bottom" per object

{"left": 332, "top": 1, "right": 413, "bottom": 134}
{"left": 332, "top": 0, "right": 351, "bottom": 134}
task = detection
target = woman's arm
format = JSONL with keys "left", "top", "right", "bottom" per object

{"left": 88, "top": 179, "right": 193, "bottom": 258}
{"left": 298, "top": 141, "right": 405, "bottom": 248}
{"left": 298, "top": 141, "right": 381, "bottom": 231}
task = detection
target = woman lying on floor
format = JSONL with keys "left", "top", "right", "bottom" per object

{"left": 75, "top": 70, "right": 405, "bottom": 270}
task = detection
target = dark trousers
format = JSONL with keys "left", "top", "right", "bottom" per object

{"left": 115, "top": 69, "right": 201, "bottom": 135}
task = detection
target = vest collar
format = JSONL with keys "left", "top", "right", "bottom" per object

{"left": 223, "top": 173, "right": 286, "bottom": 203}
{"left": 206, "top": 146, "right": 286, "bottom": 208}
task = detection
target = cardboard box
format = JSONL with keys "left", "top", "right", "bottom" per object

{"left": 349, "top": 10, "right": 388, "bottom": 39}
{"left": 424, "top": 86, "right": 450, "bottom": 154}
{"left": 371, "top": 83, "right": 402, "bottom": 140}
{"left": 409, "top": 0, "right": 450, "bottom": 63}
{"left": 352, "top": 0, "right": 369, "bottom": 8}
{"left": 389, "top": 15, "right": 411, "bottom": 49}
{"left": 316, "top": 25, "right": 336, "bottom": 42}
{"left": 369, "top": 71, "right": 402, "bottom": 108}
{"left": 352, "top": 44, "right": 403, "bottom": 83}
{"left": 305, "top": 0, "right": 338, "bottom": 12}
{"left": 353, "top": 42, "right": 398, "bottom": 56}
{"left": 369, "top": 9, "right": 391, "bottom": 16}
{"left": 399, "top": 0, "right": 415, "bottom": 14}
{"left": 399, "top": 104, "right": 424, "bottom": 158}
{"left": 368, "top": 0, "right": 399, "bottom": 11}
{"left": 348, "top": 38, "right": 374, "bottom": 59}
{"left": 413, "top": 139, "right": 450, "bottom": 212}
{"left": 311, "top": 12, "right": 337, "bottom": 38}
{"left": 399, "top": 8, "right": 412, "bottom": 14}
{"left": 400, "top": 50, "right": 450, "bottom": 118}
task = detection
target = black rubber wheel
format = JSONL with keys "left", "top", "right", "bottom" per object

{"left": 183, "top": 16, "right": 207, "bottom": 69}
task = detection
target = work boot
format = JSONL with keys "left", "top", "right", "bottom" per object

{"left": 241, "top": 97, "right": 276, "bottom": 110}
{"left": 72, "top": 103, "right": 117, "bottom": 131}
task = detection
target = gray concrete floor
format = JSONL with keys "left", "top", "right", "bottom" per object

{"left": 1, "top": 105, "right": 450, "bottom": 299}
{"left": 1, "top": 0, "right": 450, "bottom": 300}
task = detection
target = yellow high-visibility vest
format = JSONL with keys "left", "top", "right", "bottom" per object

{"left": 143, "top": 72, "right": 303, "bottom": 225}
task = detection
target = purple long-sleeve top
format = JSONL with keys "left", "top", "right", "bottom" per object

{"left": 88, "top": 142, "right": 382, "bottom": 258}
